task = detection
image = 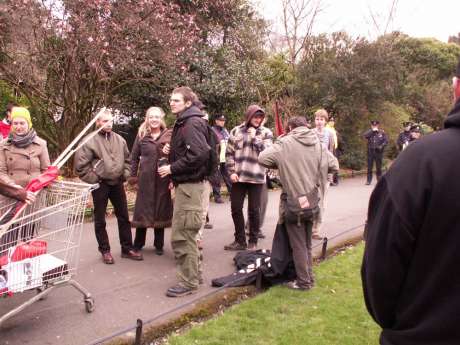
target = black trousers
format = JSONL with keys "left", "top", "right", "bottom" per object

{"left": 230, "top": 182, "right": 263, "bottom": 245}
{"left": 367, "top": 149, "right": 383, "bottom": 183}
{"left": 212, "top": 163, "right": 232, "bottom": 198}
{"left": 134, "top": 228, "right": 164, "bottom": 250}
{"left": 92, "top": 181, "right": 133, "bottom": 254}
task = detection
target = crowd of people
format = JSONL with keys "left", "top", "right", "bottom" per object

{"left": 0, "top": 73, "right": 445, "bottom": 301}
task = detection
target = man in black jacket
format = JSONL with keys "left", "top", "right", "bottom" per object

{"left": 158, "top": 86, "right": 211, "bottom": 297}
{"left": 362, "top": 58, "right": 460, "bottom": 345}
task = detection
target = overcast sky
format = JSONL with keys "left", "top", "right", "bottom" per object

{"left": 254, "top": 0, "right": 459, "bottom": 42}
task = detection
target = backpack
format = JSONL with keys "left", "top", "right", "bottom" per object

{"left": 205, "top": 124, "right": 219, "bottom": 178}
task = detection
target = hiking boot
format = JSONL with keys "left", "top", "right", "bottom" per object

{"left": 166, "top": 283, "right": 197, "bottom": 297}
{"left": 102, "top": 252, "right": 114, "bottom": 264}
{"left": 247, "top": 242, "right": 257, "bottom": 250}
{"left": 224, "top": 241, "right": 247, "bottom": 251}
{"left": 285, "top": 280, "right": 312, "bottom": 291}
{"left": 121, "top": 250, "right": 144, "bottom": 261}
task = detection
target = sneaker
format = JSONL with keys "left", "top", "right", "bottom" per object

{"left": 204, "top": 223, "right": 213, "bottom": 229}
{"left": 102, "top": 252, "right": 114, "bottom": 264}
{"left": 166, "top": 283, "right": 197, "bottom": 297}
{"left": 224, "top": 241, "right": 247, "bottom": 251}
{"left": 285, "top": 280, "right": 312, "bottom": 291}
{"left": 247, "top": 243, "right": 257, "bottom": 250}
{"left": 121, "top": 250, "right": 144, "bottom": 261}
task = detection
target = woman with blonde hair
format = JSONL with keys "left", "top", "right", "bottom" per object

{"left": 129, "top": 107, "right": 173, "bottom": 255}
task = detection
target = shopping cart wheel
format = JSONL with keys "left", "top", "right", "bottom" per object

{"left": 36, "top": 287, "right": 48, "bottom": 300}
{"left": 84, "top": 297, "right": 95, "bottom": 313}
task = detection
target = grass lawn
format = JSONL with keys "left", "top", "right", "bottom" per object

{"left": 167, "top": 243, "right": 380, "bottom": 345}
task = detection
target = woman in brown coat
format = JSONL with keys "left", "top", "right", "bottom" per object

{"left": 0, "top": 107, "right": 50, "bottom": 187}
{"left": 129, "top": 107, "right": 173, "bottom": 255}
{"left": 0, "top": 107, "right": 49, "bottom": 250}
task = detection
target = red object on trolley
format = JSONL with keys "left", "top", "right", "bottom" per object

{"left": 0, "top": 240, "right": 48, "bottom": 268}
{"left": 25, "top": 166, "right": 59, "bottom": 193}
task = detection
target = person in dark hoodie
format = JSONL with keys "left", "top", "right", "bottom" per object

{"left": 224, "top": 105, "right": 273, "bottom": 251}
{"left": 158, "top": 86, "right": 211, "bottom": 297}
{"left": 362, "top": 58, "right": 460, "bottom": 345}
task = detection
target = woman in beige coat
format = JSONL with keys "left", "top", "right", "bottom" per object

{"left": 0, "top": 107, "right": 50, "bottom": 187}
{"left": 0, "top": 107, "right": 50, "bottom": 251}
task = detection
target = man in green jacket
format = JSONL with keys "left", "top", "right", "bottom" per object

{"left": 259, "top": 116, "right": 338, "bottom": 290}
{"left": 75, "top": 110, "right": 142, "bottom": 264}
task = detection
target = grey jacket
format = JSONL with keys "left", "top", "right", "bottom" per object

{"left": 74, "top": 130, "right": 130, "bottom": 185}
{"left": 258, "top": 126, "right": 339, "bottom": 208}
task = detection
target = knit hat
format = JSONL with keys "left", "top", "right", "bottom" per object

{"left": 11, "top": 107, "right": 32, "bottom": 129}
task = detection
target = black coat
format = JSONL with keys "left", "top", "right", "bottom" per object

{"left": 362, "top": 99, "right": 460, "bottom": 345}
{"left": 364, "top": 129, "right": 388, "bottom": 151}
{"left": 130, "top": 130, "right": 173, "bottom": 228}
{"left": 169, "top": 106, "right": 211, "bottom": 184}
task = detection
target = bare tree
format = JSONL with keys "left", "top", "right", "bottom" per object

{"left": 366, "top": 0, "right": 400, "bottom": 38}
{"left": 279, "top": 0, "right": 323, "bottom": 66}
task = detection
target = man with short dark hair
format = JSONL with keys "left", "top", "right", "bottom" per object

{"left": 158, "top": 86, "right": 211, "bottom": 297}
{"left": 363, "top": 120, "right": 388, "bottom": 185}
{"left": 362, "top": 58, "right": 460, "bottom": 344}
{"left": 259, "top": 116, "right": 338, "bottom": 290}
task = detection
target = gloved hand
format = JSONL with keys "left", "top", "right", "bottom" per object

{"left": 127, "top": 176, "right": 138, "bottom": 185}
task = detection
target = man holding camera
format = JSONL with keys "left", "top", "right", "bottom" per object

{"left": 363, "top": 120, "right": 388, "bottom": 185}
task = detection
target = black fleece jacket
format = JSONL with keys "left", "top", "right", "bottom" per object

{"left": 362, "top": 98, "right": 460, "bottom": 345}
{"left": 169, "top": 106, "right": 210, "bottom": 184}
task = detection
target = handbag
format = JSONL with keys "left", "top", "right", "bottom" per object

{"left": 283, "top": 143, "right": 322, "bottom": 226}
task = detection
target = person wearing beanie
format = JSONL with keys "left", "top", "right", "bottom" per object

{"left": 224, "top": 104, "right": 273, "bottom": 251}
{"left": 362, "top": 58, "right": 460, "bottom": 344}
{"left": 0, "top": 106, "right": 49, "bottom": 251}
{"left": 0, "top": 106, "right": 49, "bottom": 188}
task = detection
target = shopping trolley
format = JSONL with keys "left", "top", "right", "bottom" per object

{"left": 0, "top": 180, "right": 97, "bottom": 326}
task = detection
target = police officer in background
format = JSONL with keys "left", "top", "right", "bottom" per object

{"left": 409, "top": 124, "right": 422, "bottom": 143}
{"left": 363, "top": 120, "right": 388, "bottom": 185}
{"left": 396, "top": 121, "right": 412, "bottom": 152}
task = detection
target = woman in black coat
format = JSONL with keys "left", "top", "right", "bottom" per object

{"left": 129, "top": 107, "right": 173, "bottom": 255}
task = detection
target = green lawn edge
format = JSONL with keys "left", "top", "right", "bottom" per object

{"left": 167, "top": 242, "right": 380, "bottom": 345}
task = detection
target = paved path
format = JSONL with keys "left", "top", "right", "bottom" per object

{"left": 0, "top": 176, "right": 373, "bottom": 345}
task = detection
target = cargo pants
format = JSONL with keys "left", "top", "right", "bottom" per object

{"left": 171, "top": 182, "right": 205, "bottom": 289}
